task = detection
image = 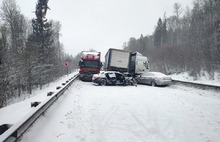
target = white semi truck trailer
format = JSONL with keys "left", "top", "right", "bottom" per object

{"left": 104, "top": 48, "right": 149, "bottom": 77}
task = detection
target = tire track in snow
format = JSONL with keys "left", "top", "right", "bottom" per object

{"left": 101, "top": 105, "right": 120, "bottom": 127}
{"left": 97, "top": 103, "right": 168, "bottom": 142}
{"left": 99, "top": 104, "right": 147, "bottom": 142}
{"left": 126, "top": 105, "right": 169, "bottom": 142}
{"left": 94, "top": 104, "right": 120, "bottom": 142}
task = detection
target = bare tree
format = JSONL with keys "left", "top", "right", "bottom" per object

{"left": 0, "top": 0, "right": 29, "bottom": 97}
{"left": 0, "top": 25, "right": 8, "bottom": 107}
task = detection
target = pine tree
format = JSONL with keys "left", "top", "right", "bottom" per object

{"left": 127, "top": 37, "right": 138, "bottom": 52}
{"left": 138, "top": 34, "right": 146, "bottom": 53}
{"left": 154, "top": 18, "right": 163, "bottom": 48}
{"left": 27, "top": 0, "right": 52, "bottom": 89}
{"left": 173, "top": 3, "right": 182, "bottom": 45}
{"left": 162, "top": 18, "right": 168, "bottom": 46}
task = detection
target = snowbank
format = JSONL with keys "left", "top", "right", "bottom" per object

{"left": 171, "top": 72, "right": 220, "bottom": 87}
{"left": 0, "top": 72, "right": 78, "bottom": 125}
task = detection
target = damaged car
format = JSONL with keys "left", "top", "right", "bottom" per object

{"left": 92, "top": 71, "right": 136, "bottom": 86}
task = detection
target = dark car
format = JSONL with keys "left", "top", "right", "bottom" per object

{"left": 92, "top": 71, "right": 135, "bottom": 86}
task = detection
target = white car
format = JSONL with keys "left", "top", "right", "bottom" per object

{"left": 135, "top": 72, "right": 172, "bottom": 86}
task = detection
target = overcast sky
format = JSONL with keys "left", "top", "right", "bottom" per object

{"left": 12, "top": 0, "right": 193, "bottom": 59}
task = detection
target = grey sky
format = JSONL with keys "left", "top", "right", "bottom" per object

{"left": 13, "top": 0, "right": 193, "bottom": 60}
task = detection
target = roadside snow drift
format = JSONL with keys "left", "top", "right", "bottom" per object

{"left": 18, "top": 80, "right": 220, "bottom": 142}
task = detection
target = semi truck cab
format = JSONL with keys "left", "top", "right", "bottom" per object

{"left": 130, "top": 52, "right": 149, "bottom": 77}
{"left": 78, "top": 51, "right": 102, "bottom": 81}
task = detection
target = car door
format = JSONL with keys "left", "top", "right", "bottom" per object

{"left": 146, "top": 73, "right": 155, "bottom": 85}
{"left": 142, "top": 73, "right": 152, "bottom": 85}
{"left": 138, "top": 74, "right": 146, "bottom": 84}
{"left": 108, "top": 72, "right": 117, "bottom": 84}
{"left": 115, "top": 72, "right": 124, "bottom": 84}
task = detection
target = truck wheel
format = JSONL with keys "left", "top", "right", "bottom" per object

{"left": 100, "top": 79, "right": 107, "bottom": 86}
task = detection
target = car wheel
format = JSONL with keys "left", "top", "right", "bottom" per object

{"left": 151, "top": 81, "right": 156, "bottom": 86}
{"left": 100, "top": 79, "right": 107, "bottom": 86}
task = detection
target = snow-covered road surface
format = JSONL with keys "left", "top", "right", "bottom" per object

{"left": 20, "top": 80, "right": 220, "bottom": 142}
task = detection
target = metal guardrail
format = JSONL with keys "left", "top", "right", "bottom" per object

{"left": 0, "top": 73, "right": 79, "bottom": 142}
{"left": 172, "top": 79, "right": 220, "bottom": 91}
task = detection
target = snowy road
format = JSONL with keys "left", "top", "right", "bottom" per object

{"left": 20, "top": 80, "right": 220, "bottom": 142}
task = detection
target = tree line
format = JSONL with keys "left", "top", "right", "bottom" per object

{"left": 123, "top": 0, "right": 220, "bottom": 79}
{"left": 0, "top": 0, "right": 74, "bottom": 108}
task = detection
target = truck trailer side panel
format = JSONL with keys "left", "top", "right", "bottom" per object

{"left": 110, "top": 50, "right": 130, "bottom": 68}
{"left": 105, "top": 49, "right": 130, "bottom": 72}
